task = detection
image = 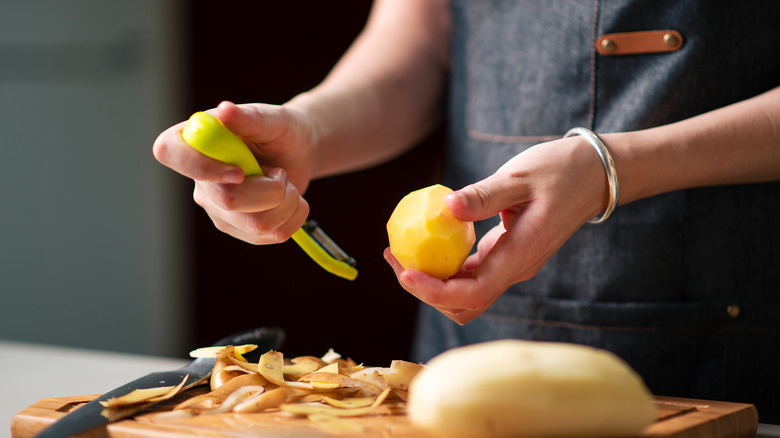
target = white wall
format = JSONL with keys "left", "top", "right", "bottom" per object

{"left": 0, "top": 1, "right": 191, "bottom": 356}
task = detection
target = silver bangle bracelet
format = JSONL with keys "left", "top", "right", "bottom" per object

{"left": 564, "top": 127, "right": 619, "bottom": 224}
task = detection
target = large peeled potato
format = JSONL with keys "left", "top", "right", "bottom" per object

{"left": 387, "top": 184, "right": 475, "bottom": 279}
{"left": 407, "top": 340, "right": 656, "bottom": 437}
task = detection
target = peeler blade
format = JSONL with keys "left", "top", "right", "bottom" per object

{"left": 292, "top": 220, "right": 358, "bottom": 281}
{"left": 303, "top": 220, "right": 356, "bottom": 267}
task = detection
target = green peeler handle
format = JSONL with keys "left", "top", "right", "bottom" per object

{"left": 181, "top": 111, "right": 358, "bottom": 281}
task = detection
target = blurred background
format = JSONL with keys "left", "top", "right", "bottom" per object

{"left": 0, "top": 1, "right": 443, "bottom": 365}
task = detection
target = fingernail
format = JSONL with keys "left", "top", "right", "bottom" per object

{"left": 222, "top": 169, "right": 244, "bottom": 184}
{"left": 268, "top": 167, "right": 287, "bottom": 181}
{"left": 448, "top": 191, "right": 469, "bottom": 210}
{"left": 400, "top": 273, "right": 416, "bottom": 289}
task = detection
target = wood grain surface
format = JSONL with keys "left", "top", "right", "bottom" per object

{"left": 11, "top": 393, "right": 758, "bottom": 438}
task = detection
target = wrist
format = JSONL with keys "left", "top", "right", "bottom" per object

{"left": 283, "top": 92, "right": 327, "bottom": 181}
{"left": 564, "top": 128, "right": 619, "bottom": 224}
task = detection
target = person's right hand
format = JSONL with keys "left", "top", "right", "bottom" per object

{"left": 152, "top": 100, "right": 317, "bottom": 245}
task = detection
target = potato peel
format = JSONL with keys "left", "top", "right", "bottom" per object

{"left": 383, "top": 360, "right": 424, "bottom": 392}
{"left": 202, "top": 385, "right": 264, "bottom": 414}
{"left": 299, "top": 372, "right": 384, "bottom": 397}
{"left": 280, "top": 388, "right": 391, "bottom": 417}
{"left": 101, "top": 375, "right": 188, "bottom": 408}
{"left": 322, "top": 396, "right": 376, "bottom": 409}
{"left": 211, "top": 345, "right": 254, "bottom": 390}
{"left": 165, "top": 345, "right": 420, "bottom": 422}
{"left": 313, "top": 362, "right": 339, "bottom": 375}
{"left": 258, "top": 350, "right": 314, "bottom": 389}
{"left": 234, "top": 387, "right": 288, "bottom": 413}
{"left": 189, "top": 344, "right": 258, "bottom": 358}
{"left": 320, "top": 348, "right": 342, "bottom": 363}
{"left": 257, "top": 351, "right": 286, "bottom": 386}
{"left": 175, "top": 373, "right": 267, "bottom": 411}
{"left": 283, "top": 358, "right": 321, "bottom": 378}
{"left": 228, "top": 357, "right": 260, "bottom": 373}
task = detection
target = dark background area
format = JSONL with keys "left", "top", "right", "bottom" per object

{"left": 182, "top": 2, "right": 445, "bottom": 365}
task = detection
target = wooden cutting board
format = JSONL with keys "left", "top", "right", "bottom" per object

{"left": 11, "top": 391, "right": 758, "bottom": 438}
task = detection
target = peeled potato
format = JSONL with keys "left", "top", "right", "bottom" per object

{"left": 387, "top": 184, "right": 475, "bottom": 279}
{"left": 407, "top": 340, "right": 657, "bottom": 438}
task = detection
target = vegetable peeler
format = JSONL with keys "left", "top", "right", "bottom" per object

{"left": 181, "top": 111, "right": 358, "bottom": 280}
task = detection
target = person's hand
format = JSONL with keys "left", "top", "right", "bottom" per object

{"left": 153, "top": 101, "right": 317, "bottom": 244}
{"left": 384, "top": 136, "right": 611, "bottom": 324}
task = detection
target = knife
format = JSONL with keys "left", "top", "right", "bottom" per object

{"left": 34, "top": 326, "right": 285, "bottom": 438}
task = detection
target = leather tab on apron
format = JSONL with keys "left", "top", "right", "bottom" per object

{"left": 596, "top": 30, "right": 683, "bottom": 55}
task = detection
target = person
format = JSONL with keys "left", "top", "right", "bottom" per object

{"left": 154, "top": 0, "right": 780, "bottom": 423}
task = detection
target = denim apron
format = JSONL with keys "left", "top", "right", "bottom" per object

{"left": 412, "top": 0, "right": 780, "bottom": 423}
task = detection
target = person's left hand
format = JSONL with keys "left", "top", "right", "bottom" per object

{"left": 384, "top": 136, "right": 611, "bottom": 324}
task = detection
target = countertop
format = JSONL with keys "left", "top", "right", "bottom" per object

{"left": 2, "top": 339, "right": 779, "bottom": 438}
{"left": 1, "top": 339, "right": 186, "bottom": 438}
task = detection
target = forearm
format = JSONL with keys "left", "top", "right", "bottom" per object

{"left": 284, "top": 0, "right": 450, "bottom": 179}
{"left": 605, "top": 85, "right": 780, "bottom": 205}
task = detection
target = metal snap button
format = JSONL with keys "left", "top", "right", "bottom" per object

{"left": 726, "top": 304, "right": 740, "bottom": 318}
{"left": 663, "top": 33, "right": 680, "bottom": 47}
{"left": 600, "top": 38, "right": 617, "bottom": 53}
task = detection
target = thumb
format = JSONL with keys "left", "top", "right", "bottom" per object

{"left": 212, "top": 101, "right": 291, "bottom": 142}
{"left": 210, "top": 101, "right": 244, "bottom": 130}
{"left": 445, "top": 174, "right": 526, "bottom": 222}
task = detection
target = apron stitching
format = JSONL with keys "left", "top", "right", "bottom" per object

{"left": 480, "top": 313, "right": 780, "bottom": 333}
{"left": 721, "top": 315, "right": 730, "bottom": 399}
{"left": 588, "top": 0, "right": 601, "bottom": 130}
{"left": 465, "top": 0, "right": 480, "bottom": 142}
{"left": 467, "top": 130, "right": 561, "bottom": 144}
{"left": 534, "top": 299, "right": 542, "bottom": 341}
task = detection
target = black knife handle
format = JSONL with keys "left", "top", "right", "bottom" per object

{"left": 33, "top": 327, "right": 285, "bottom": 438}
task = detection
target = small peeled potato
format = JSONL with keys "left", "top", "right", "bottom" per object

{"left": 387, "top": 184, "right": 475, "bottom": 279}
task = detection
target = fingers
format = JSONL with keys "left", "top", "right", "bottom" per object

{"left": 461, "top": 222, "right": 505, "bottom": 271}
{"left": 195, "top": 168, "right": 288, "bottom": 213}
{"left": 384, "top": 139, "right": 613, "bottom": 325}
{"left": 195, "top": 171, "right": 310, "bottom": 245}
{"left": 383, "top": 247, "right": 504, "bottom": 324}
{"left": 445, "top": 172, "right": 529, "bottom": 223}
{"left": 153, "top": 102, "right": 315, "bottom": 245}
{"left": 152, "top": 101, "right": 301, "bottom": 184}
{"left": 153, "top": 120, "right": 245, "bottom": 184}
{"left": 383, "top": 196, "right": 551, "bottom": 325}
{"left": 214, "top": 101, "right": 297, "bottom": 144}
{"left": 382, "top": 249, "right": 465, "bottom": 320}
{"left": 207, "top": 198, "right": 309, "bottom": 245}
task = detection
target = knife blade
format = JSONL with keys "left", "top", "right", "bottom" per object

{"left": 34, "top": 326, "right": 285, "bottom": 438}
